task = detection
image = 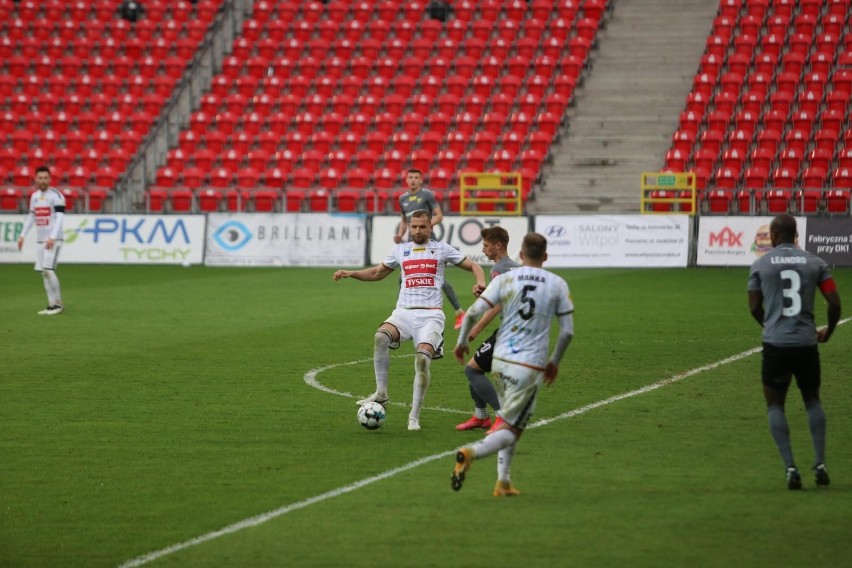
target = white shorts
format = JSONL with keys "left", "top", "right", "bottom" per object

{"left": 384, "top": 308, "right": 445, "bottom": 357}
{"left": 492, "top": 359, "right": 544, "bottom": 431}
{"left": 35, "top": 242, "right": 62, "bottom": 271}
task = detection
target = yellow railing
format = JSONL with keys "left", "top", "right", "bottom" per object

{"left": 640, "top": 172, "right": 696, "bottom": 215}
{"left": 459, "top": 172, "right": 523, "bottom": 216}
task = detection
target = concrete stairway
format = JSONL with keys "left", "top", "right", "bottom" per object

{"left": 528, "top": 0, "right": 720, "bottom": 214}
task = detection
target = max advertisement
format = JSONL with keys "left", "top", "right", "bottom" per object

{"left": 0, "top": 214, "right": 205, "bottom": 264}
{"left": 205, "top": 213, "right": 367, "bottom": 266}
{"left": 369, "top": 216, "right": 530, "bottom": 265}
{"left": 697, "top": 217, "right": 809, "bottom": 267}
{"left": 533, "top": 215, "right": 690, "bottom": 267}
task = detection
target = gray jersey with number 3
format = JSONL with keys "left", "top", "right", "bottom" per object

{"left": 747, "top": 243, "right": 832, "bottom": 347}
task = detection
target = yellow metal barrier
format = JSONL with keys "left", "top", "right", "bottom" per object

{"left": 640, "top": 172, "right": 696, "bottom": 215}
{"left": 458, "top": 172, "right": 523, "bottom": 216}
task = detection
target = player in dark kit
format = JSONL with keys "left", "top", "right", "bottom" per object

{"left": 747, "top": 214, "right": 841, "bottom": 490}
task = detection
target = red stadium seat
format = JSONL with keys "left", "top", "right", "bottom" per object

{"left": 764, "top": 189, "right": 792, "bottom": 213}
{"left": 704, "top": 189, "right": 731, "bottom": 214}
{"left": 335, "top": 189, "right": 361, "bottom": 213}
{"left": 169, "top": 189, "right": 194, "bottom": 213}
{"left": 0, "top": 187, "right": 23, "bottom": 212}
{"left": 146, "top": 188, "right": 168, "bottom": 213}
{"left": 252, "top": 189, "right": 279, "bottom": 212}
{"left": 197, "top": 188, "right": 222, "bottom": 212}
{"left": 824, "top": 189, "right": 850, "bottom": 214}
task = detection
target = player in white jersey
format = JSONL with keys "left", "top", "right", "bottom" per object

{"left": 334, "top": 210, "right": 486, "bottom": 431}
{"left": 451, "top": 232, "right": 574, "bottom": 496}
{"left": 17, "top": 166, "right": 66, "bottom": 315}
{"left": 394, "top": 168, "right": 468, "bottom": 329}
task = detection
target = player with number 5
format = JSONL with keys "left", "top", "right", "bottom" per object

{"left": 451, "top": 232, "right": 574, "bottom": 496}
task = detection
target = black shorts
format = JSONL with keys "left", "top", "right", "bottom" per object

{"left": 473, "top": 330, "right": 497, "bottom": 373}
{"left": 761, "top": 343, "right": 821, "bottom": 393}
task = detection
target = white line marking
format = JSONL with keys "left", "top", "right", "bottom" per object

{"left": 304, "top": 354, "right": 468, "bottom": 414}
{"left": 119, "top": 320, "right": 850, "bottom": 568}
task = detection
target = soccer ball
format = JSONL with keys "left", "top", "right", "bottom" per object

{"left": 357, "top": 401, "right": 386, "bottom": 430}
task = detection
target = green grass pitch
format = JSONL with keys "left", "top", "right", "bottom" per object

{"left": 2, "top": 264, "right": 851, "bottom": 567}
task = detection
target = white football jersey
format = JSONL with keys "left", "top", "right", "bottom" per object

{"left": 27, "top": 187, "right": 66, "bottom": 242}
{"left": 480, "top": 266, "right": 573, "bottom": 369}
{"left": 383, "top": 240, "right": 466, "bottom": 309}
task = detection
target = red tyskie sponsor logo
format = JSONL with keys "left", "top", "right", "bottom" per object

{"left": 34, "top": 206, "right": 51, "bottom": 226}
{"left": 403, "top": 259, "right": 438, "bottom": 274}
{"left": 405, "top": 276, "right": 435, "bottom": 288}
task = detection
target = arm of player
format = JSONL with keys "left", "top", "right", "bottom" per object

{"left": 430, "top": 204, "right": 444, "bottom": 228}
{"left": 817, "top": 278, "right": 841, "bottom": 342}
{"left": 333, "top": 264, "right": 394, "bottom": 282}
{"left": 394, "top": 212, "right": 408, "bottom": 244}
{"left": 457, "top": 257, "right": 486, "bottom": 296}
{"left": 544, "top": 312, "right": 574, "bottom": 385}
{"left": 46, "top": 210, "right": 65, "bottom": 249}
{"left": 453, "top": 296, "right": 491, "bottom": 364}
{"left": 467, "top": 303, "right": 502, "bottom": 342}
{"left": 748, "top": 290, "right": 765, "bottom": 327}
{"left": 17, "top": 211, "right": 35, "bottom": 250}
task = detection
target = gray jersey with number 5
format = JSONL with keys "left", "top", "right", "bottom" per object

{"left": 747, "top": 243, "right": 832, "bottom": 346}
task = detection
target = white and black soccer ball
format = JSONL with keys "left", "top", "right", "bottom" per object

{"left": 357, "top": 401, "right": 386, "bottom": 430}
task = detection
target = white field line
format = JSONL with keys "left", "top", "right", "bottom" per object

{"left": 304, "top": 354, "right": 468, "bottom": 414}
{"left": 119, "top": 321, "right": 850, "bottom": 568}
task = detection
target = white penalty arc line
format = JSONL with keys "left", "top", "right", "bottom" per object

{"left": 304, "top": 354, "right": 469, "bottom": 415}
{"left": 118, "top": 322, "right": 851, "bottom": 568}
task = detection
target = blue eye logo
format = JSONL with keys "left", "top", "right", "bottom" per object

{"left": 213, "top": 221, "right": 252, "bottom": 251}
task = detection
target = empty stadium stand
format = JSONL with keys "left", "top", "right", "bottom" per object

{"left": 662, "top": 0, "right": 852, "bottom": 215}
{"left": 0, "top": 0, "right": 224, "bottom": 212}
{"left": 145, "top": 0, "right": 609, "bottom": 213}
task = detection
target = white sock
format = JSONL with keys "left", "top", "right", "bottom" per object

{"left": 373, "top": 331, "right": 391, "bottom": 398}
{"left": 43, "top": 271, "right": 62, "bottom": 306}
{"left": 474, "top": 406, "right": 489, "bottom": 420}
{"left": 410, "top": 350, "right": 431, "bottom": 420}
{"left": 497, "top": 443, "right": 516, "bottom": 483}
{"left": 472, "top": 428, "right": 517, "bottom": 459}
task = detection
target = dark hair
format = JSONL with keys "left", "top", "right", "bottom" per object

{"left": 35, "top": 166, "right": 51, "bottom": 175}
{"left": 407, "top": 168, "right": 422, "bottom": 176}
{"left": 481, "top": 226, "right": 510, "bottom": 248}
{"left": 521, "top": 233, "right": 548, "bottom": 261}
{"left": 770, "top": 213, "right": 797, "bottom": 244}
{"left": 410, "top": 209, "right": 430, "bottom": 221}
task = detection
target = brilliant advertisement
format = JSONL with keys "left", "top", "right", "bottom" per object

{"left": 697, "top": 216, "right": 808, "bottom": 267}
{"left": 533, "top": 215, "right": 690, "bottom": 267}
{"left": 205, "top": 213, "right": 367, "bottom": 267}
{"left": 0, "top": 214, "right": 205, "bottom": 264}
{"left": 369, "top": 216, "right": 530, "bottom": 265}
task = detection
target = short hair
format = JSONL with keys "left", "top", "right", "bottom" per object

{"left": 770, "top": 213, "right": 797, "bottom": 244}
{"left": 406, "top": 168, "right": 422, "bottom": 176}
{"left": 410, "top": 209, "right": 430, "bottom": 221}
{"left": 35, "top": 166, "right": 51, "bottom": 175}
{"left": 481, "top": 226, "right": 510, "bottom": 248}
{"left": 521, "top": 232, "right": 548, "bottom": 261}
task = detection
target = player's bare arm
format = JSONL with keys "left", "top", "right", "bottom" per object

{"left": 454, "top": 297, "right": 490, "bottom": 363}
{"left": 333, "top": 264, "right": 394, "bottom": 282}
{"left": 394, "top": 212, "right": 407, "bottom": 244}
{"left": 468, "top": 303, "right": 502, "bottom": 342}
{"left": 431, "top": 205, "right": 444, "bottom": 228}
{"left": 457, "top": 257, "right": 486, "bottom": 295}
{"left": 817, "top": 281, "right": 841, "bottom": 342}
{"left": 748, "top": 290, "right": 765, "bottom": 327}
